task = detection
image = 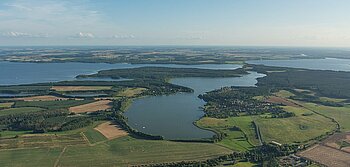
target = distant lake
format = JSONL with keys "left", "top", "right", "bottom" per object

{"left": 247, "top": 58, "right": 350, "bottom": 71}
{"left": 124, "top": 72, "right": 266, "bottom": 139}
{"left": 0, "top": 61, "right": 241, "bottom": 85}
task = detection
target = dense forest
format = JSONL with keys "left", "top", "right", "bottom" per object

{"left": 250, "top": 65, "right": 350, "bottom": 98}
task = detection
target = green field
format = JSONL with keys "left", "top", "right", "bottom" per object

{"left": 0, "top": 147, "right": 63, "bottom": 167}
{"left": 0, "top": 107, "right": 45, "bottom": 116}
{"left": 301, "top": 103, "right": 350, "bottom": 131}
{"left": 14, "top": 99, "right": 95, "bottom": 110}
{"left": 256, "top": 105, "right": 336, "bottom": 144}
{"left": 0, "top": 102, "right": 14, "bottom": 109}
{"left": 196, "top": 116, "right": 259, "bottom": 151}
{"left": 82, "top": 127, "right": 107, "bottom": 144}
{"left": 0, "top": 136, "right": 231, "bottom": 167}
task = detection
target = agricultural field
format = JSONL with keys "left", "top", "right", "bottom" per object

{"left": 14, "top": 95, "right": 69, "bottom": 101}
{"left": 196, "top": 116, "right": 258, "bottom": 151}
{"left": 0, "top": 135, "right": 232, "bottom": 167}
{"left": 298, "top": 144, "right": 350, "bottom": 167}
{"left": 0, "top": 107, "right": 45, "bottom": 116}
{"left": 115, "top": 87, "right": 147, "bottom": 97}
{"left": 0, "top": 102, "right": 14, "bottom": 109}
{"left": 51, "top": 86, "right": 112, "bottom": 91}
{"left": 300, "top": 102, "right": 350, "bottom": 131}
{"left": 94, "top": 121, "right": 128, "bottom": 140}
{"left": 68, "top": 100, "right": 112, "bottom": 113}
{"left": 14, "top": 99, "right": 95, "bottom": 110}
{"left": 256, "top": 105, "right": 336, "bottom": 144}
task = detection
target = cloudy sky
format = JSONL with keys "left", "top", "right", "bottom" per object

{"left": 0, "top": 0, "right": 349, "bottom": 47}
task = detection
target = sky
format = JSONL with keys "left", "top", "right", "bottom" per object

{"left": 0, "top": 0, "right": 349, "bottom": 47}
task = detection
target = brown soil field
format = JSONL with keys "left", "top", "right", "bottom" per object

{"left": 15, "top": 95, "right": 69, "bottom": 101}
{"left": 94, "top": 121, "right": 128, "bottom": 140}
{"left": 266, "top": 96, "right": 299, "bottom": 107}
{"left": 51, "top": 86, "right": 112, "bottom": 91}
{"left": 298, "top": 145, "right": 350, "bottom": 167}
{"left": 322, "top": 132, "right": 350, "bottom": 153}
{"left": 68, "top": 100, "right": 112, "bottom": 113}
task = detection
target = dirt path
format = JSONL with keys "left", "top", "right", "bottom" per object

{"left": 53, "top": 146, "right": 67, "bottom": 167}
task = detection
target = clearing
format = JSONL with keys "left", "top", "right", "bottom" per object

{"left": 265, "top": 96, "right": 299, "bottom": 107}
{"left": 115, "top": 87, "right": 147, "bottom": 97}
{"left": 51, "top": 86, "right": 112, "bottom": 91}
{"left": 69, "top": 100, "right": 112, "bottom": 113}
{"left": 0, "top": 102, "right": 14, "bottom": 109}
{"left": 94, "top": 121, "right": 128, "bottom": 140}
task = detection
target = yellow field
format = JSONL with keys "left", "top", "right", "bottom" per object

{"left": 94, "top": 121, "right": 128, "bottom": 140}
{"left": 115, "top": 87, "right": 147, "bottom": 97}
{"left": 69, "top": 100, "right": 112, "bottom": 113}
{"left": 0, "top": 102, "right": 14, "bottom": 108}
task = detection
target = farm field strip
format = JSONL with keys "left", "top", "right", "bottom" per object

{"left": 94, "top": 121, "right": 128, "bottom": 140}
{"left": 51, "top": 86, "right": 112, "bottom": 91}
{"left": 68, "top": 100, "right": 112, "bottom": 113}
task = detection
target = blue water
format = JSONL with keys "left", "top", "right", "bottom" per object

{"left": 0, "top": 61, "right": 241, "bottom": 85}
{"left": 124, "top": 72, "right": 266, "bottom": 139}
{"left": 247, "top": 58, "right": 350, "bottom": 71}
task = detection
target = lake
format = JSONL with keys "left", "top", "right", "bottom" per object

{"left": 124, "top": 72, "right": 266, "bottom": 139}
{"left": 247, "top": 58, "right": 350, "bottom": 71}
{"left": 0, "top": 61, "right": 241, "bottom": 85}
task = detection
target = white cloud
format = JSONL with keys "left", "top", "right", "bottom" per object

{"left": 112, "top": 34, "right": 135, "bottom": 39}
{"left": 76, "top": 32, "right": 95, "bottom": 38}
{"left": 1, "top": 31, "right": 49, "bottom": 38}
{"left": 0, "top": 0, "right": 119, "bottom": 38}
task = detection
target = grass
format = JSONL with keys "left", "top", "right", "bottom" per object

{"left": 0, "top": 107, "right": 45, "bottom": 116}
{"left": 232, "top": 162, "right": 258, "bottom": 167}
{"left": 0, "top": 102, "right": 14, "bottom": 109}
{"left": 0, "top": 147, "right": 62, "bottom": 167}
{"left": 115, "top": 87, "right": 147, "bottom": 97}
{"left": 14, "top": 99, "right": 95, "bottom": 110}
{"left": 196, "top": 116, "right": 258, "bottom": 151}
{"left": 0, "top": 136, "right": 232, "bottom": 167}
{"left": 83, "top": 127, "right": 107, "bottom": 144}
{"left": 57, "top": 136, "right": 232, "bottom": 166}
{"left": 301, "top": 103, "right": 350, "bottom": 131}
{"left": 256, "top": 105, "right": 336, "bottom": 144}
{"left": 274, "top": 90, "right": 295, "bottom": 98}
{"left": 51, "top": 86, "right": 112, "bottom": 91}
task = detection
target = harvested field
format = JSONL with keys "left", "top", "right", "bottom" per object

{"left": 298, "top": 145, "right": 350, "bottom": 167}
{"left": 69, "top": 100, "right": 111, "bottom": 113}
{"left": 15, "top": 95, "right": 69, "bottom": 101}
{"left": 94, "top": 121, "right": 128, "bottom": 140}
{"left": 266, "top": 96, "right": 299, "bottom": 107}
{"left": 322, "top": 132, "right": 350, "bottom": 153}
{"left": 51, "top": 86, "right": 112, "bottom": 91}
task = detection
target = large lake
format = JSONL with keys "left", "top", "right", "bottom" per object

{"left": 124, "top": 72, "right": 266, "bottom": 139}
{"left": 247, "top": 58, "right": 350, "bottom": 72}
{"left": 0, "top": 61, "right": 241, "bottom": 85}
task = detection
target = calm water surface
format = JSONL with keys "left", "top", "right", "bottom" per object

{"left": 247, "top": 58, "right": 350, "bottom": 71}
{"left": 124, "top": 72, "right": 266, "bottom": 139}
{"left": 0, "top": 61, "right": 241, "bottom": 85}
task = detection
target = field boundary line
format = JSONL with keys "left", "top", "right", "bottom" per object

{"left": 80, "top": 132, "right": 92, "bottom": 146}
{"left": 53, "top": 146, "right": 66, "bottom": 167}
